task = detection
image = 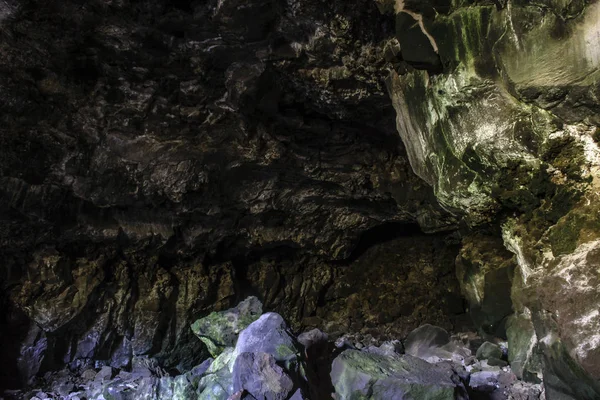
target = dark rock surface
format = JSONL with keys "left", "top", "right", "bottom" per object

{"left": 476, "top": 342, "right": 503, "bottom": 362}
{"left": 0, "top": 0, "right": 463, "bottom": 389}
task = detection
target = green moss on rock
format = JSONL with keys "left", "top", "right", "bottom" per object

{"left": 331, "top": 350, "right": 461, "bottom": 400}
{"left": 548, "top": 202, "right": 600, "bottom": 256}
{"left": 430, "top": 6, "right": 495, "bottom": 72}
{"left": 191, "top": 296, "right": 262, "bottom": 357}
{"left": 542, "top": 136, "right": 588, "bottom": 181}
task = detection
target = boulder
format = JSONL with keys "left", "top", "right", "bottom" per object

{"left": 533, "top": 241, "right": 600, "bottom": 381}
{"left": 506, "top": 314, "right": 542, "bottom": 382}
{"left": 104, "top": 375, "right": 195, "bottom": 400}
{"left": 531, "top": 311, "right": 600, "bottom": 400}
{"left": 95, "top": 366, "right": 114, "bottom": 382}
{"left": 232, "top": 352, "right": 294, "bottom": 400}
{"left": 486, "top": 357, "right": 508, "bottom": 368}
{"left": 469, "top": 370, "right": 502, "bottom": 393}
{"left": 187, "top": 358, "right": 214, "bottom": 386}
{"left": 467, "top": 367, "right": 533, "bottom": 399}
{"left": 404, "top": 324, "right": 470, "bottom": 364}
{"left": 81, "top": 369, "right": 97, "bottom": 381}
{"left": 505, "top": 381, "right": 544, "bottom": 400}
{"left": 364, "top": 340, "right": 404, "bottom": 358}
{"left": 405, "top": 324, "right": 450, "bottom": 356}
{"left": 52, "top": 380, "right": 75, "bottom": 397}
{"left": 331, "top": 349, "right": 467, "bottom": 400}
{"left": 476, "top": 342, "right": 503, "bottom": 361}
{"left": 297, "top": 329, "right": 328, "bottom": 354}
{"left": 197, "top": 347, "right": 237, "bottom": 400}
{"left": 234, "top": 313, "right": 300, "bottom": 363}
{"left": 191, "top": 296, "right": 263, "bottom": 357}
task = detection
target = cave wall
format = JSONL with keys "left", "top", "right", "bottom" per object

{"left": 0, "top": 0, "right": 463, "bottom": 389}
{"left": 385, "top": 0, "right": 600, "bottom": 397}
{"left": 1, "top": 0, "right": 600, "bottom": 397}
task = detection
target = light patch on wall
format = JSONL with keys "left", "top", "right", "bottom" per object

{"left": 583, "top": 3, "right": 600, "bottom": 68}
{"left": 502, "top": 223, "right": 533, "bottom": 284}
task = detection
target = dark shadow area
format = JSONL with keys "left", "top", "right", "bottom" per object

{"left": 0, "top": 295, "right": 31, "bottom": 391}
{"left": 334, "top": 222, "right": 424, "bottom": 264}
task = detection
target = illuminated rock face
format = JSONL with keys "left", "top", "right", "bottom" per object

{"left": 1, "top": 0, "right": 600, "bottom": 397}
{"left": 385, "top": 1, "right": 600, "bottom": 397}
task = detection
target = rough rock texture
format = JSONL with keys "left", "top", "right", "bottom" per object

{"left": 11, "top": 316, "right": 548, "bottom": 399}
{"left": 232, "top": 352, "right": 294, "bottom": 400}
{"left": 383, "top": 0, "right": 600, "bottom": 397}
{"left": 1, "top": 0, "right": 600, "bottom": 397}
{"left": 191, "top": 296, "right": 262, "bottom": 357}
{"left": 182, "top": 308, "right": 309, "bottom": 400}
{"left": 404, "top": 324, "right": 472, "bottom": 365}
{"left": 0, "top": 0, "right": 466, "bottom": 389}
{"left": 506, "top": 313, "right": 542, "bottom": 382}
{"left": 196, "top": 347, "right": 236, "bottom": 399}
{"left": 476, "top": 342, "right": 503, "bottom": 361}
{"left": 330, "top": 349, "right": 466, "bottom": 400}
{"left": 307, "top": 231, "right": 466, "bottom": 339}
{"left": 455, "top": 233, "right": 516, "bottom": 335}
{"left": 234, "top": 313, "right": 299, "bottom": 362}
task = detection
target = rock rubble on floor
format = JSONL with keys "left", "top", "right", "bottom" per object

{"left": 7, "top": 298, "right": 546, "bottom": 400}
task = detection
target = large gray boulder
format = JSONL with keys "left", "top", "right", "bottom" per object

{"left": 232, "top": 352, "right": 294, "bottom": 400}
{"left": 476, "top": 342, "right": 503, "bottom": 361}
{"left": 233, "top": 312, "right": 307, "bottom": 399}
{"left": 191, "top": 296, "right": 263, "bottom": 357}
{"left": 331, "top": 349, "right": 466, "bottom": 400}
{"left": 506, "top": 314, "right": 542, "bottom": 382}
{"left": 234, "top": 313, "right": 300, "bottom": 363}
{"left": 192, "top": 311, "right": 308, "bottom": 400}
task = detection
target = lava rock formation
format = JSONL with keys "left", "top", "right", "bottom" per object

{"left": 1, "top": 0, "right": 600, "bottom": 399}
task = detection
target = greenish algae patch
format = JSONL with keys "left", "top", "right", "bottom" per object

{"left": 548, "top": 201, "right": 600, "bottom": 256}
{"left": 276, "top": 344, "right": 296, "bottom": 360}
{"left": 191, "top": 296, "right": 262, "bottom": 357}
{"left": 331, "top": 350, "right": 457, "bottom": 400}
{"left": 430, "top": 6, "right": 495, "bottom": 72}
{"left": 191, "top": 311, "right": 232, "bottom": 357}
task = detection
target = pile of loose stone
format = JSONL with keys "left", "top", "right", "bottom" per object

{"left": 10, "top": 297, "right": 544, "bottom": 400}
